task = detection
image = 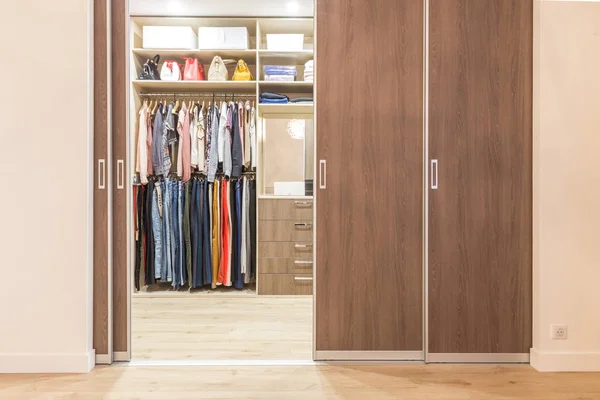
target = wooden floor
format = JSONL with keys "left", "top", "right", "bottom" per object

{"left": 1, "top": 365, "right": 599, "bottom": 399}
{"left": 132, "top": 296, "right": 312, "bottom": 360}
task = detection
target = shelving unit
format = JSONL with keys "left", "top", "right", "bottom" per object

{"left": 258, "top": 103, "right": 314, "bottom": 116}
{"left": 258, "top": 49, "right": 314, "bottom": 64}
{"left": 258, "top": 81, "right": 313, "bottom": 93}
{"left": 132, "top": 48, "right": 257, "bottom": 63}
{"left": 132, "top": 80, "right": 257, "bottom": 93}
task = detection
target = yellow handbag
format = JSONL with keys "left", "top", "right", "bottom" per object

{"left": 232, "top": 59, "right": 253, "bottom": 81}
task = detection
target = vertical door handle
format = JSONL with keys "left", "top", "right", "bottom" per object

{"left": 117, "top": 159, "right": 124, "bottom": 190}
{"left": 319, "top": 160, "right": 327, "bottom": 189}
{"left": 431, "top": 159, "right": 438, "bottom": 190}
{"left": 98, "top": 159, "right": 106, "bottom": 190}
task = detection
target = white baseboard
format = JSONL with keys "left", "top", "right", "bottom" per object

{"left": 531, "top": 348, "right": 600, "bottom": 372}
{"left": 113, "top": 351, "right": 129, "bottom": 362}
{"left": 95, "top": 353, "right": 112, "bottom": 365}
{"left": 0, "top": 351, "right": 95, "bottom": 373}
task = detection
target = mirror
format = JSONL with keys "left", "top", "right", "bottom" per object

{"left": 262, "top": 117, "right": 314, "bottom": 196}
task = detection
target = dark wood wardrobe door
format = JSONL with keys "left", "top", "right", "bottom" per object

{"left": 428, "top": 0, "right": 532, "bottom": 355}
{"left": 315, "top": 0, "right": 423, "bottom": 352}
{"left": 93, "top": 0, "right": 111, "bottom": 362}
{"left": 112, "top": 0, "right": 129, "bottom": 359}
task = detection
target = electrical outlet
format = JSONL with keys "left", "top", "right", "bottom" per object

{"left": 551, "top": 324, "right": 568, "bottom": 340}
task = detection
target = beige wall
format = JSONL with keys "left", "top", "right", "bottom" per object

{"left": 0, "top": 0, "right": 94, "bottom": 372}
{"left": 532, "top": 0, "right": 600, "bottom": 371}
{"left": 263, "top": 118, "right": 306, "bottom": 194}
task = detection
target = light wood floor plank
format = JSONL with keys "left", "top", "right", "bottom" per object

{"left": 0, "top": 365, "right": 599, "bottom": 399}
{"left": 132, "top": 296, "right": 313, "bottom": 360}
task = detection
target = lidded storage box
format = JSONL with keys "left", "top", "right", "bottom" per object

{"left": 266, "top": 34, "right": 304, "bottom": 51}
{"left": 198, "top": 27, "right": 250, "bottom": 50}
{"left": 142, "top": 26, "right": 198, "bottom": 49}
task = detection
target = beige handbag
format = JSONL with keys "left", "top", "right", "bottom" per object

{"left": 208, "top": 56, "right": 229, "bottom": 81}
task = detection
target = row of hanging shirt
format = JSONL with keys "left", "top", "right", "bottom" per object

{"left": 136, "top": 97, "right": 257, "bottom": 184}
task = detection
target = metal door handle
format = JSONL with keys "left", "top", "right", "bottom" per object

{"left": 295, "top": 260, "right": 313, "bottom": 265}
{"left": 294, "top": 201, "right": 313, "bottom": 206}
{"left": 117, "top": 159, "right": 124, "bottom": 190}
{"left": 319, "top": 160, "right": 327, "bottom": 189}
{"left": 295, "top": 223, "right": 313, "bottom": 228}
{"left": 295, "top": 244, "right": 313, "bottom": 249}
{"left": 294, "top": 277, "right": 314, "bottom": 281}
{"left": 98, "top": 159, "right": 106, "bottom": 190}
{"left": 431, "top": 159, "right": 438, "bottom": 190}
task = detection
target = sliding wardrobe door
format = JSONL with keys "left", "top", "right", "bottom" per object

{"left": 315, "top": 0, "right": 423, "bottom": 359}
{"left": 111, "top": 0, "right": 129, "bottom": 361}
{"left": 93, "top": 0, "right": 112, "bottom": 364}
{"left": 428, "top": 0, "right": 532, "bottom": 361}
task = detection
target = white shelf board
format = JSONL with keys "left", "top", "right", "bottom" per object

{"left": 258, "top": 103, "right": 313, "bottom": 116}
{"left": 259, "top": 81, "right": 313, "bottom": 94}
{"left": 132, "top": 48, "right": 257, "bottom": 63}
{"left": 258, "top": 50, "right": 314, "bottom": 64}
{"left": 132, "top": 80, "right": 257, "bottom": 93}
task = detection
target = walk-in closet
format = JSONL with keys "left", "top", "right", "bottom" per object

{"left": 93, "top": 0, "right": 532, "bottom": 364}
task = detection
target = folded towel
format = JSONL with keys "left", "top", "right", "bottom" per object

{"left": 260, "top": 92, "right": 289, "bottom": 100}
{"left": 263, "top": 65, "right": 297, "bottom": 76}
{"left": 260, "top": 97, "right": 290, "bottom": 104}
{"left": 305, "top": 60, "right": 314, "bottom": 69}
{"left": 265, "top": 75, "right": 296, "bottom": 82}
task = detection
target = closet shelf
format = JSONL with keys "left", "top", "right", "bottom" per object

{"left": 259, "top": 81, "right": 313, "bottom": 94}
{"left": 132, "top": 80, "right": 257, "bottom": 93}
{"left": 258, "top": 103, "right": 313, "bottom": 116}
{"left": 132, "top": 48, "right": 257, "bottom": 63}
{"left": 258, "top": 50, "right": 314, "bottom": 63}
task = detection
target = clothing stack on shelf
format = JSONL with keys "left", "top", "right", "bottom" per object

{"left": 304, "top": 60, "right": 313, "bottom": 82}
{"left": 133, "top": 97, "right": 257, "bottom": 290}
{"left": 260, "top": 92, "right": 289, "bottom": 104}
{"left": 263, "top": 65, "right": 297, "bottom": 82}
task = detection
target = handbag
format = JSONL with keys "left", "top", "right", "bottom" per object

{"left": 183, "top": 57, "right": 205, "bottom": 81}
{"left": 231, "top": 59, "right": 253, "bottom": 81}
{"left": 138, "top": 54, "right": 161, "bottom": 80}
{"left": 160, "top": 60, "right": 181, "bottom": 81}
{"left": 208, "top": 56, "right": 229, "bottom": 81}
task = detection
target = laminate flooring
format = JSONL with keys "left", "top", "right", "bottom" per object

{"left": 132, "top": 295, "right": 312, "bottom": 360}
{"left": 2, "top": 365, "right": 599, "bottom": 399}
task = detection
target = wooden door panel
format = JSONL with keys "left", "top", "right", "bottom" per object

{"left": 112, "top": 0, "right": 128, "bottom": 358}
{"left": 93, "top": 0, "right": 111, "bottom": 361}
{"left": 315, "top": 0, "right": 423, "bottom": 352}
{"left": 428, "top": 0, "right": 532, "bottom": 354}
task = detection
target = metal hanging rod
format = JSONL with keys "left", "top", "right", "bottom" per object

{"left": 140, "top": 93, "right": 256, "bottom": 98}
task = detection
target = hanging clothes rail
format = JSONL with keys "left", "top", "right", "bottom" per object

{"left": 140, "top": 93, "right": 257, "bottom": 98}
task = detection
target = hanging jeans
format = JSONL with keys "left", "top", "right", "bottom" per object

{"left": 145, "top": 180, "right": 155, "bottom": 285}
{"left": 190, "top": 179, "right": 198, "bottom": 288}
{"left": 162, "top": 180, "right": 173, "bottom": 282}
{"left": 184, "top": 181, "right": 192, "bottom": 287}
{"left": 178, "top": 181, "right": 185, "bottom": 286}
{"left": 194, "top": 181, "right": 206, "bottom": 286}
{"left": 234, "top": 180, "right": 244, "bottom": 289}
{"left": 203, "top": 181, "right": 213, "bottom": 288}
{"left": 152, "top": 180, "right": 163, "bottom": 282}
{"left": 171, "top": 179, "right": 180, "bottom": 287}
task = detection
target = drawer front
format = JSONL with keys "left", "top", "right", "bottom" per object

{"left": 258, "top": 241, "right": 313, "bottom": 258}
{"left": 259, "top": 220, "right": 313, "bottom": 242}
{"left": 259, "top": 258, "right": 314, "bottom": 274}
{"left": 259, "top": 199, "right": 313, "bottom": 220}
{"left": 258, "top": 273, "right": 313, "bottom": 295}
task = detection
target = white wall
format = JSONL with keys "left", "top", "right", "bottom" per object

{"left": 130, "top": 0, "right": 314, "bottom": 17}
{"left": 532, "top": 0, "right": 600, "bottom": 371}
{"left": 0, "top": 0, "right": 94, "bottom": 373}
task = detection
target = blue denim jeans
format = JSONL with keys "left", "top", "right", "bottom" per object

{"left": 152, "top": 182, "right": 163, "bottom": 281}
{"left": 178, "top": 182, "right": 185, "bottom": 286}
{"left": 171, "top": 179, "right": 180, "bottom": 288}
{"left": 162, "top": 180, "right": 173, "bottom": 282}
{"left": 194, "top": 180, "right": 205, "bottom": 287}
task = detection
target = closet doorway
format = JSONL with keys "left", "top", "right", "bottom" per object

{"left": 114, "top": 5, "right": 316, "bottom": 362}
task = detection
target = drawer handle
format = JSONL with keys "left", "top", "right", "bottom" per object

{"left": 294, "top": 201, "right": 313, "bottom": 206}
{"left": 294, "top": 277, "right": 314, "bottom": 281}
{"left": 295, "top": 244, "right": 313, "bottom": 249}
{"left": 295, "top": 260, "right": 313, "bottom": 265}
{"left": 294, "top": 223, "right": 313, "bottom": 228}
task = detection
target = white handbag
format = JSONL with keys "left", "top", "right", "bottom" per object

{"left": 160, "top": 60, "right": 182, "bottom": 81}
{"left": 208, "top": 56, "right": 229, "bottom": 81}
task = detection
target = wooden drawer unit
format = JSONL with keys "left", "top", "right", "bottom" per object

{"left": 259, "top": 199, "right": 313, "bottom": 221}
{"left": 258, "top": 220, "right": 313, "bottom": 242}
{"left": 258, "top": 273, "right": 313, "bottom": 295}
{"left": 258, "top": 241, "right": 313, "bottom": 258}
{"left": 259, "top": 258, "right": 313, "bottom": 274}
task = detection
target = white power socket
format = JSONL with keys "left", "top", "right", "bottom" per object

{"left": 551, "top": 324, "right": 568, "bottom": 340}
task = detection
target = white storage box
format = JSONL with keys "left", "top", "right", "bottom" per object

{"left": 198, "top": 27, "right": 250, "bottom": 50}
{"left": 274, "top": 182, "right": 305, "bottom": 196}
{"left": 143, "top": 26, "right": 197, "bottom": 49}
{"left": 266, "top": 34, "right": 304, "bottom": 51}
